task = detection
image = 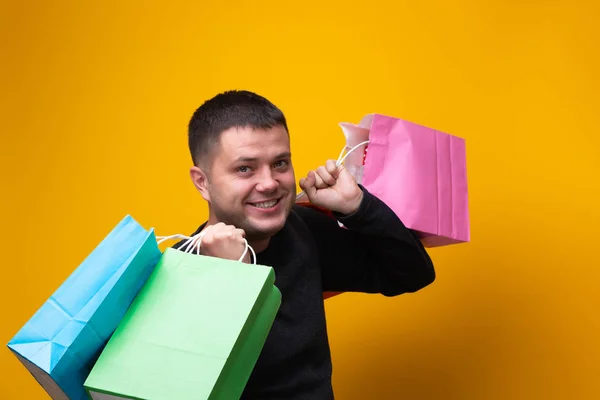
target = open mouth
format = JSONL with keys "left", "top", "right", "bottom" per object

{"left": 248, "top": 198, "right": 281, "bottom": 209}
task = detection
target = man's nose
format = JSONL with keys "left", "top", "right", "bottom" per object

{"left": 256, "top": 169, "right": 279, "bottom": 192}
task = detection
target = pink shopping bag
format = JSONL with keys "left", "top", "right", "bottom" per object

{"left": 339, "top": 113, "right": 470, "bottom": 247}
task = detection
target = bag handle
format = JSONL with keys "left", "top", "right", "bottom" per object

{"left": 296, "top": 140, "right": 370, "bottom": 202}
{"left": 156, "top": 233, "right": 257, "bottom": 264}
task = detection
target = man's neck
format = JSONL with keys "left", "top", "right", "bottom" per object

{"left": 248, "top": 238, "right": 270, "bottom": 254}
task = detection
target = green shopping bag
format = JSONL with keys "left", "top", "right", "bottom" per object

{"left": 83, "top": 234, "right": 281, "bottom": 400}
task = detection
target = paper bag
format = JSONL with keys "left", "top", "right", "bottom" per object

{"left": 340, "top": 113, "right": 470, "bottom": 247}
{"left": 7, "top": 215, "right": 162, "bottom": 400}
{"left": 84, "top": 246, "right": 282, "bottom": 400}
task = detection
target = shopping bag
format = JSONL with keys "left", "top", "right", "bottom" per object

{"left": 338, "top": 113, "right": 470, "bottom": 247}
{"left": 84, "top": 235, "right": 282, "bottom": 400}
{"left": 7, "top": 215, "right": 162, "bottom": 400}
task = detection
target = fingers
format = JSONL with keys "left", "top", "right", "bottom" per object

{"left": 315, "top": 166, "right": 335, "bottom": 187}
{"left": 234, "top": 228, "right": 246, "bottom": 239}
{"left": 200, "top": 222, "right": 224, "bottom": 242}
{"left": 317, "top": 160, "right": 339, "bottom": 186}
{"left": 299, "top": 170, "right": 317, "bottom": 197}
{"left": 213, "top": 228, "right": 245, "bottom": 243}
{"left": 213, "top": 230, "right": 236, "bottom": 241}
{"left": 200, "top": 223, "right": 245, "bottom": 246}
{"left": 301, "top": 160, "right": 338, "bottom": 189}
{"left": 191, "top": 223, "right": 249, "bottom": 262}
{"left": 325, "top": 159, "right": 339, "bottom": 179}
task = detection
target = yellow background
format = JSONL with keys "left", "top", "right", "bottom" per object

{"left": 1, "top": 0, "right": 599, "bottom": 399}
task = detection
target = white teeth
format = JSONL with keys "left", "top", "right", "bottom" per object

{"left": 252, "top": 200, "right": 278, "bottom": 209}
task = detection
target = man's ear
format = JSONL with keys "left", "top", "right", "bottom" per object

{"left": 190, "top": 166, "right": 211, "bottom": 202}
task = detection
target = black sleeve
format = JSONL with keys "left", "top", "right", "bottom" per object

{"left": 295, "top": 185, "right": 436, "bottom": 296}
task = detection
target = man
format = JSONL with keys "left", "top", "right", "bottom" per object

{"left": 176, "top": 90, "right": 435, "bottom": 399}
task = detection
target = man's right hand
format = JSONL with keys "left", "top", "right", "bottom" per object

{"left": 197, "top": 222, "right": 251, "bottom": 263}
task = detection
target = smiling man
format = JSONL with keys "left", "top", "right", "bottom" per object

{"left": 176, "top": 90, "right": 435, "bottom": 399}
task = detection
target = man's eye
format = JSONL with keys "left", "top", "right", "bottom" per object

{"left": 274, "top": 160, "right": 289, "bottom": 168}
{"left": 237, "top": 166, "right": 252, "bottom": 173}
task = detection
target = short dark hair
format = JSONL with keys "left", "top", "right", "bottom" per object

{"left": 188, "top": 90, "right": 288, "bottom": 167}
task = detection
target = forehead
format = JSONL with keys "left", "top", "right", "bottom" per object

{"left": 214, "top": 125, "right": 290, "bottom": 162}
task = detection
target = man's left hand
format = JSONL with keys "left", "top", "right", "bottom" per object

{"left": 299, "top": 159, "right": 363, "bottom": 215}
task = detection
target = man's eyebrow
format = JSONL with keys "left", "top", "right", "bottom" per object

{"left": 234, "top": 156, "right": 259, "bottom": 163}
{"left": 233, "top": 152, "right": 291, "bottom": 163}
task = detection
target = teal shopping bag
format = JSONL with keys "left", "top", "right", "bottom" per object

{"left": 7, "top": 215, "right": 162, "bottom": 400}
{"left": 84, "top": 243, "right": 281, "bottom": 400}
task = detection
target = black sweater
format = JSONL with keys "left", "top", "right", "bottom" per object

{"left": 177, "top": 186, "right": 435, "bottom": 399}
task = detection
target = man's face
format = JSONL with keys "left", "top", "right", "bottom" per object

{"left": 199, "top": 125, "right": 296, "bottom": 240}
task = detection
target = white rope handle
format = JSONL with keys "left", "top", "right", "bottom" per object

{"left": 156, "top": 234, "right": 189, "bottom": 245}
{"left": 296, "top": 140, "right": 370, "bottom": 201}
{"left": 156, "top": 232, "right": 256, "bottom": 264}
{"left": 337, "top": 140, "right": 370, "bottom": 166}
